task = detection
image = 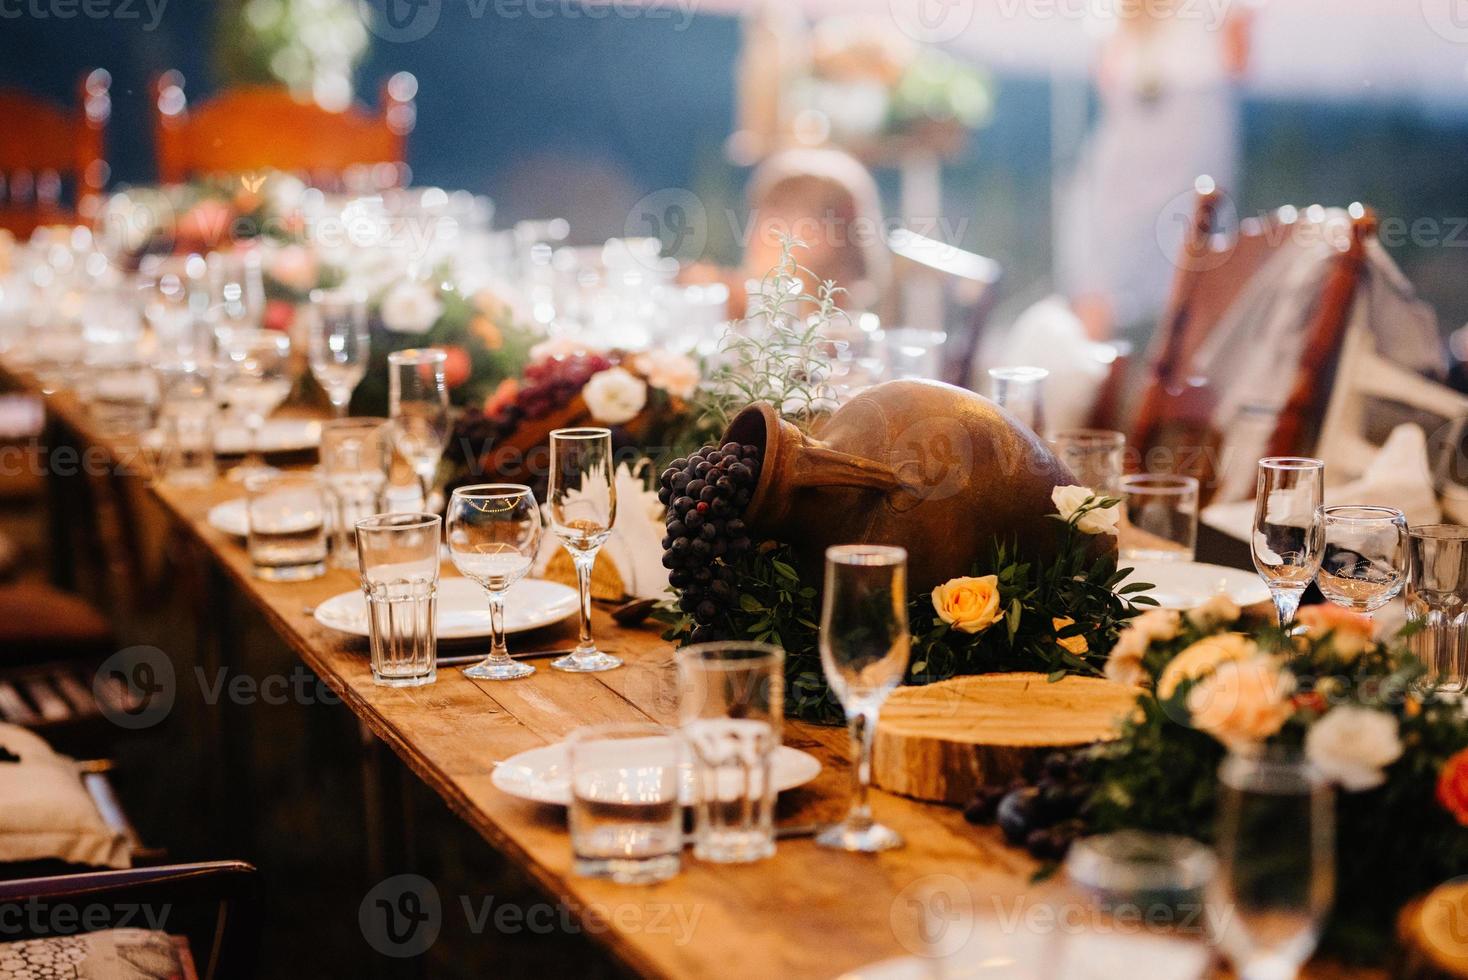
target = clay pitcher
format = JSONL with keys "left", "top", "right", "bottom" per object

{"left": 722, "top": 379, "right": 1098, "bottom": 594}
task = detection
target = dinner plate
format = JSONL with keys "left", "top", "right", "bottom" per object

{"left": 491, "top": 738, "right": 823, "bottom": 806}
{"left": 144, "top": 419, "right": 322, "bottom": 455}
{"left": 206, "top": 498, "right": 250, "bottom": 538}
{"left": 313, "top": 577, "right": 579, "bottom": 640}
{"left": 1120, "top": 560, "right": 1270, "bottom": 610}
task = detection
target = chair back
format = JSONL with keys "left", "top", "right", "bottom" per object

{"left": 0, "top": 70, "right": 110, "bottom": 237}
{"left": 152, "top": 71, "right": 416, "bottom": 188}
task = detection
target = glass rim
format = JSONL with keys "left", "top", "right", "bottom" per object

{"left": 1064, "top": 831, "right": 1218, "bottom": 894}
{"left": 550, "top": 426, "right": 613, "bottom": 440}
{"left": 355, "top": 511, "right": 441, "bottom": 533}
{"left": 1219, "top": 747, "right": 1327, "bottom": 793}
{"left": 676, "top": 640, "right": 785, "bottom": 670}
{"left": 322, "top": 416, "right": 388, "bottom": 430}
{"left": 987, "top": 365, "right": 1049, "bottom": 382}
{"left": 1409, "top": 523, "right": 1468, "bottom": 540}
{"left": 387, "top": 347, "right": 448, "bottom": 365}
{"left": 1259, "top": 456, "right": 1325, "bottom": 471}
{"left": 450, "top": 482, "right": 536, "bottom": 501}
{"left": 1319, "top": 504, "right": 1406, "bottom": 524}
{"left": 826, "top": 543, "right": 907, "bottom": 566}
{"left": 1052, "top": 428, "right": 1125, "bottom": 446}
{"left": 1119, "top": 473, "right": 1199, "bottom": 493}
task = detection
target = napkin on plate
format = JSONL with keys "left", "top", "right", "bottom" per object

{"left": 535, "top": 461, "right": 669, "bottom": 599}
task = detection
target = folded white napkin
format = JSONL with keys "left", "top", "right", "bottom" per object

{"left": 535, "top": 462, "right": 669, "bottom": 598}
{"left": 1202, "top": 422, "right": 1441, "bottom": 541}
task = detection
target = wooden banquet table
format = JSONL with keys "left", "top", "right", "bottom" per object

{"left": 0, "top": 358, "right": 1375, "bottom": 980}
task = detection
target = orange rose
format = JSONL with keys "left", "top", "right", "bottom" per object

{"left": 931, "top": 575, "right": 1002, "bottom": 635}
{"left": 1052, "top": 617, "right": 1088, "bottom": 655}
{"left": 1437, "top": 748, "right": 1468, "bottom": 826}
{"left": 440, "top": 345, "right": 472, "bottom": 390}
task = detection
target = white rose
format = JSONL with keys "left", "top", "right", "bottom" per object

{"left": 1305, "top": 706, "right": 1403, "bottom": 792}
{"left": 633, "top": 349, "right": 700, "bottom": 399}
{"left": 1186, "top": 593, "right": 1242, "bottom": 631}
{"left": 583, "top": 367, "right": 647, "bottom": 425}
{"left": 1104, "top": 632, "right": 1148, "bottom": 688}
{"left": 379, "top": 280, "right": 443, "bottom": 335}
{"left": 1052, "top": 484, "right": 1121, "bottom": 535}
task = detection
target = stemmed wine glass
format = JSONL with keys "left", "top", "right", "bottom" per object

{"left": 307, "top": 286, "right": 370, "bottom": 417}
{"left": 1251, "top": 457, "right": 1326, "bottom": 628}
{"left": 388, "top": 348, "right": 451, "bottom": 510}
{"left": 1209, "top": 750, "right": 1335, "bottom": 980}
{"left": 215, "top": 329, "right": 291, "bottom": 483}
{"left": 547, "top": 427, "right": 621, "bottom": 673}
{"left": 816, "top": 544, "right": 910, "bottom": 853}
{"left": 447, "top": 484, "right": 542, "bottom": 681}
{"left": 1317, "top": 505, "right": 1408, "bottom": 618}
{"left": 206, "top": 250, "right": 265, "bottom": 343}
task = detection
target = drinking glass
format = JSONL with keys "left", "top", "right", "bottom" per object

{"left": 1406, "top": 524, "right": 1468, "bottom": 694}
{"left": 158, "top": 396, "right": 216, "bottom": 487}
{"left": 307, "top": 286, "right": 370, "bottom": 417}
{"left": 1210, "top": 751, "right": 1334, "bottom": 980}
{"left": 880, "top": 327, "right": 946, "bottom": 380}
{"left": 89, "top": 358, "right": 158, "bottom": 435}
{"left": 215, "top": 329, "right": 291, "bottom": 483}
{"left": 320, "top": 418, "right": 391, "bottom": 570}
{"left": 1120, "top": 474, "right": 1200, "bottom": 563}
{"left": 245, "top": 472, "right": 328, "bottom": 581}
{"left": 567, "top": 722, "right": 682, "bottom": 884}
{"left": 817, "top": 544, "right": 909, "bottom": 852}
{"left": 988, "top": 365, "right": 1049, "bottom": 436}
{"left": 355, "top": 512, "right": 441, "bottom": 688}
{"left": 388, "top": 348, "right": 451, "bottom": 509}
{"left": 1052, "top": 429, "right": 1126, "bottom": 497}
{"left": 1317, "top": 505, "right": 1408, "bottom": 617}
{"left": 206, "top": 249, "right": 265, "bottom": 337}
{"left": 547, "top": 427, "right": 621, "bottom": 673}
{"left": 1251, "top": 458, "right": 1325, "bottom": 628}
{"left": 676, "top": 641, "right": 784, "bottom": 863}
{"left": 446, "top": 484, "right": 542, "bottom": 681}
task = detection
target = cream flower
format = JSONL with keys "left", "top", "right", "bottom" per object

{"left": 931, "top": 575, "right": 1003, "bottom": 634}
{"left": 1186, "top": 593, "right": 1242, "bottom": 631}
{"left": 264, "top": 243, "right": 319, "bottom": 293}
{"left": 1305, "top": 706, "right": 1403, "bottom": 791}
{"left": 633, "top": 349, "right": 700, "bottom": 399}
{"left": 1158, "top": 632, "right": 1259, "bottom": 700}
{"left": 583, "top": 367, "right": 648, "bottom": 425}
{"left": 1104, "top": 608, "right": 1182, "bottom": 689}
{"left": 379, "top": 280, "right": 443, "bottom": 335}
{"left": 1187, "top": 658, "right": 1294, "bottom": 749}
{"left": 1104, "top": 636, "right": 1148, "bottom": 688}
{"left": 1051, "top": 485, "right": 1121, "bottom": 535}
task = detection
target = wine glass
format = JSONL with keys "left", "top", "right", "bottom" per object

{"left": 307, "top": 286, "right": 370, "bottom": 417}
{"left": 987, "top": 366, "right": 1048, "bottom": 436}
{"left": 1209, "top": 750, "right": 1334, "bottom": 980}
{"left": 1251, "top": 457, "right": 1325, "bottom": 628}
{"left": 547, "top": 427, "right": 621, "bottom": 673}
{"left": 388, "top": 348, "right": 451, "bottom": 510}
{"left": 447, "top": 484, "right": 542, "bottom": 681}
{"left": 816, "top": 544, "right": 909, "bottom": 853}
{"left": 206, "top": 249, "right": 265, "bottom": 343}
{"left": 215, "top": 329, "right": 291, "bottom": 483}
{"left": 1317, "top": 505, "right": 1408, "bottom": 618}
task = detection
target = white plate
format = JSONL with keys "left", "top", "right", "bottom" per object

{"left": 215, "top": 419, "right": 321, "bottom": 454}
{"left": 491, "top": 738, "right": 822, "bottom": 806}
{"left": 1120, "top": 560, "right": 1270, "bottom": 610}
{"left": 313, "top": 577, "right": 579, "bottom": 640}
{"left": 207, "top": 498, "right": 250, "bottom": 538}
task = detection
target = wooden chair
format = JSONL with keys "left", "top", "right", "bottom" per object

{"left": 1128, "top": 187, "right": 1374, "bottom": 499}
{"left": 0, "top": 70, "right": 111, "bottom": 237}
{"left": 152, "top": 70, "right": 416, "bottom": 188}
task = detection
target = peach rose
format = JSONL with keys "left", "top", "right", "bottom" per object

{"left": 1296, "top": 604, "right": 1374, "bottom": 661}
{"left": 931, "top": 575, "right": 1003, "bottom": 635}
{"left": 633, "top": 349, "right": 700, "bottom": 400}
{"left": 1158, "top": 632, "right": 1259, "bottom": 700}
{"left": 1187, "top": 658, "right": 1295, "bottom": 749}
{"left": 1437, "top": 748, "right": 1468, "bottom": 826}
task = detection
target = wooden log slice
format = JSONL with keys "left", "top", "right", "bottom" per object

{"left": 873, "top": 672, "right": 1139, "bottom": 805}
{"left": 1398, "top": 881, "right": 1468, "bottom": 980}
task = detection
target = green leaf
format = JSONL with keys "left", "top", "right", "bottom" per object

{"left": 738, "top": 594, "right": 764, "bottom": 613}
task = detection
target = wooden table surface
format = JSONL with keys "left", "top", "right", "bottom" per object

{"left": 4, "top": 359, "right": 1378, "bottom": 980}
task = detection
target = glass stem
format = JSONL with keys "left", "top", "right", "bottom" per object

{"left": 573, "top": 551, "right": 596, "bottom": 660}
{"left": 845, "top": 707, "right": 877, "bottom": 830}
{"left": 246, "top": 413, "right": 265, "bottom": 472}
{"left": 487, "top": 592, "right": 509, "bottom": 664}
{"left": 1271, "top": 587, "right": 1303, "bottom": 629}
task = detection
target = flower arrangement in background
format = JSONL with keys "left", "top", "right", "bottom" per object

{"left": 214, "top": 0, "right": 370, "bottom": 110}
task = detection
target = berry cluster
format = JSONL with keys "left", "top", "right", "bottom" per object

{"left": 658, "top": 442, "right": 762, "bottom": 641}
{"left": 447, "top": 352, "right": 616, "bottom": 465}
{"left": 963, "top": 752, "right": 1093, "bottom": 861}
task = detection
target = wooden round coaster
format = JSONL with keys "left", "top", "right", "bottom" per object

{"left": 873, "top": 672, "right": 1140, "bottom": 805}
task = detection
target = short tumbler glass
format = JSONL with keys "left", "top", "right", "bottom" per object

{"left": 356, "top": 512, "right": 441, "bottom": 688}
{"left": 245, "top": 472, "right": 327, "bottom": 581}
{"left": 568, "top": 722, "right": 682, "bottom": 884}
{"left": 1120, "top": 474, "right": 1200, "bottom": 563}
{"left": 1407, "top": 524, "right": 1468, "bottom": 694}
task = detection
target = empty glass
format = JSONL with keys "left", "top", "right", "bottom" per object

{"left": 206, "top": 249, "right": 265, "bottom": 336}
{"left": 158, "top": 399, "right": 216, "bottom": 487}
{"left": 1317, "top": 505, "right": 1408, "bottom": 617}
{"left": 988, "top": 365, "right": 1049, "bottom": 436}
{"left": 245, "top": 472, "right": 327, "bottom": 581}
{"left": 215, "top": 329, "right": 291, "bottom": 483}
{"left": 1052, "top": 429, "right": 1126, "bottom": 497}
{"left": 446, "top": 484, "right": 542, "bottom": 681}
{"left": 548, "top": 427, "right": 621, "bottom": 673}
{"left": 1251, "top": 458, "right": 1326, "bottom": 628}
{"left": 817, "top": 544, "right": 909, "bottom": 853}
{"left": 320, "top": 418, "right": 391, "bottom": 570}
{"left": 1120, "top": 474, "right": 1200, "bottom": 563}
{"left": 1406, "top": 524, "right": 1468, "bottom": 694}
{"left": 568, "top": 722, "right": 682, "bottom": 884}
{"left": 677, "top": 641, "right": 784, "bottom": 864}
{"left": 1210, "top": 751, "right": 1334, "bottom": 980}
{"left": 307, "top": 287, "right": 370, "bottom": 417}
{"left": 356, "top": 512, "right": 441, "bottom": 688}
{"left": 388, "top": 348, "right": 451, "bottom": 508}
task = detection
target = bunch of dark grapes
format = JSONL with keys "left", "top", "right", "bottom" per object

{"left": 658, "top": 442, "right": 762, "bottom": 642}
{"left": 517, "top": 352, "right": 612, "bottom": 420}
{"left": 963, "top": 752, "right": 1094, "bottom": 862}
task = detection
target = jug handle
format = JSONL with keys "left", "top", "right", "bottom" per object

{"left": 790, "top": 445, "right": 906, "bottom": 494}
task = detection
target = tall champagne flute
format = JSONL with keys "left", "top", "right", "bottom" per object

{"left": 388, "top": 348, "right": 451, "bottom": 509}
{"left": 547, "top": 427, "right": 621, "bottom": 673}
{"left": 1251, "top": 457, "right": 1325, "bottom": 628}
{"left": 1210, "top": 750, "right": 1334, "bottom": 980}
{"left": 447, "top": 484, "right": 542, "bottom": 680}
{"left": 1317, "top": 505, "right": 1408, "bottom": 618}
{"left": 307, "top": 286, "right": 370, "bottom": 417}
{"left": 817, "top": 544, "right": 909, "bottom": 852}
{"left": 215, "top": 329, "right": 291, "bottom": 483}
